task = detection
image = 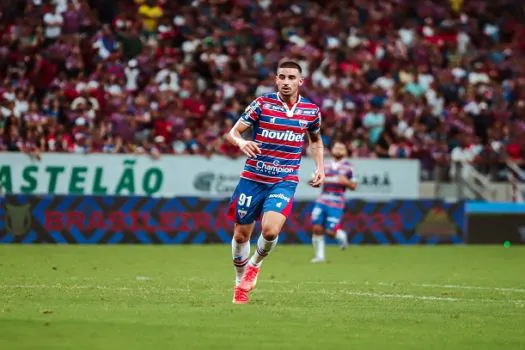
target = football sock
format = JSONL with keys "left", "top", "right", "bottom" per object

{"left": 232, "top": 238, "right": 250, "bottom": 286}
{"left": 250, "top": 234, "right": 278, "bottom": 267}
{"left": 335, "top": 230, "right": 346, "bottom": 245}
{"left": 312, "top": 234, "right": 325, "bottom": 260}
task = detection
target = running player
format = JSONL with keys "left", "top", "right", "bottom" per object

{"left": 311, "top": 141, "right": 357, "bottom": 263}
{"left": 226, "top": 58, "right": 325, "bottom": 304}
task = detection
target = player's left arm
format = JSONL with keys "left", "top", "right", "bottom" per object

{"left": 339, "top": 175, "right": 358, "bottom": 190}
{"left": 307, "top": 109, "right": 325, "bottom": 188}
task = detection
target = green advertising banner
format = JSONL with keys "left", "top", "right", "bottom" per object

{"left": 0, "top": 153, "right": 420, "bottom": 199}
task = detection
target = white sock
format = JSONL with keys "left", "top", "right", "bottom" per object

{"left": 335, "top": 230, "right": 346, "bottom": 245}
{"left": 250, "top": 234, "right": 278, "bottom": 267}
{"left": 232, "top": 239, "right": 250, "bottom": 286}
{"left": 312, "top": 235, "right": 325, "bottom": 259}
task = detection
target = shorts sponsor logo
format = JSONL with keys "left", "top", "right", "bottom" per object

{"left": 238, "top": 209, "right": 247, "bottom": 218}
{"left": 268, "top": 193, "right": 290, "bottom": 202}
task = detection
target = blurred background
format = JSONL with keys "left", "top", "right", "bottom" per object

{"left": 0, "top": 0, "right": 525, "bottom": 245}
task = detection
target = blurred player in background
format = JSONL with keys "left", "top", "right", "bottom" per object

{"left": 226, "top": 58, "right": 325, "bottom": 304}
{"left": 311, "top": 141, "right": 357, "bottom": 263}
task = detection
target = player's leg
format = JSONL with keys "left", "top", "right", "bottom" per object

{"left": 310, "top": 203, "right": 327, "bottom": 263}
{"left": 231, "top": 222, "right": 255, "bottom": 304}
{"left": 325, "top": 206, "right": 348, "bottom": 250}
{"left": 238, "top": 181, "right": 296, "bottom": 293}
{"left": 238, "top": 211, "right": 286, "bottom": 292}
{"left": 227, "top": 179, "right": 266, "bottom": 302}
{"left": 231, "top": 222, "right": 255, "bottom": 285}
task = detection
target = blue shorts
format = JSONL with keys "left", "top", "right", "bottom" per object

{"left": 311, "top": 202, "right": 344, "bottom": 232}
{"left": 227, "top": 178, "right": 297, "bottom": 224}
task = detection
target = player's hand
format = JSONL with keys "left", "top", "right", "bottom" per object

{"left": 338, "top": 175, "right": 351, "bottom": 186}
{"left": 309, "top": 168, "right": 325, "bottom": 188}
{"left": 238, "top": 140, "right": 261, "bottom": 158}
{"left": 339, "top": 175, "right": 357, "bottom": 190}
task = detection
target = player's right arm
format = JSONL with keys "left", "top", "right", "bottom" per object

{"left": 226, "top": 98, "right": 262, "bottom": 158}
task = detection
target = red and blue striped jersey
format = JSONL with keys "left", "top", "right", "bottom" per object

{"left": 238, "top": 93, "right": 321, "bottom": 184}
{"left": 316, "top": 159, "right": 356, "bottom": 209}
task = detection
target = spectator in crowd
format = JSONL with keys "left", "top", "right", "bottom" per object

{"left": 1, "top": 0, "right": 525, "bottom": 182}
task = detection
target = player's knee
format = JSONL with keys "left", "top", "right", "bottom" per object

{"left": 312, "top": 225, "right": 324, "bottom": 236}
{"left": 261, "top": 224, "right": 280, "bottom": 240}
{"left": 233, "top": 226, "right": 251, "bottom": 243}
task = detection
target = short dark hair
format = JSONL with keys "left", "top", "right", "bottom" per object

{"left": 277, "top": 58, "right": 302, "bottom": 74}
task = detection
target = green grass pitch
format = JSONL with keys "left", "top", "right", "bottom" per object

{"left": 0, "top": 245, "right": 524, "bottom": 350}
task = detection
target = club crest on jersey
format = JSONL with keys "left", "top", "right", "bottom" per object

{"left": 299, "top": 120, "right": 308, "bottom": 129}
{"left": 238, "top": 209, "right": 247, "bottom": 218}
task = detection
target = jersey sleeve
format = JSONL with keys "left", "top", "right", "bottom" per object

{"left": 239, "top": 98, "right": 262, "bottom": 127}
{"left": 308, "top": 108, "right": 322, "bottom": 134}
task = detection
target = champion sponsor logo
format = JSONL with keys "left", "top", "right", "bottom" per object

{"left": 256, "top": 161, "right": 295, "bottom": 174}
{"left": 261, "top": 129, "right": 305, "bottom": 142}
{"left": 268, "top": 193, "right": 291, "bottom": 202}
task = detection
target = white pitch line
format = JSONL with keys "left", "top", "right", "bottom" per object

{"left": 339, "top": 291, "right": 458, "bottom": 302}
{"left": 0, "top": 284, "right": 523, "bottom": 305}
{"left": 0, "top": 284, "right": 191, "bottom": 293}
{"left": 411, "top": 283, "right": 525, "bottom": 294}
{"left": 264, "top": 280, "right": 525, "bottom": 293}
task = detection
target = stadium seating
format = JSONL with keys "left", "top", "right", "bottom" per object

{"left": 1, "top": 0, "right": 524, "bottom": 181}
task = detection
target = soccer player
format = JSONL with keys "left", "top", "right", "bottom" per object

{"left": 226, "top": 58, "right": 325, "bottom": 304}
{"left": 310, "top": 141, "right": 357, "bottom": 263}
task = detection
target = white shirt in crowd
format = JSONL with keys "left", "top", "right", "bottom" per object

{"left": 375, "top": 76, "right": 395, "bottom": 92}
{"left": 125, "top": 67, "right": 140, "bottom": 92}
{"left": 468, "top": 71, "right": 490, "bottom": 85}
{"left": 155, "top": 69, "right": 180, "bottom": 92}
{"left": 449, "top": 145, "right": 480, "bottom": 179}
{"left": 44, "top": 11, "right": 63, "bottom": 39}
{"left": 418, "top": 73, "right": 434, "bottom": 91}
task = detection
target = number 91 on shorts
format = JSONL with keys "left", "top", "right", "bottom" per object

{"left": 227, "top": 178, "right": 297, "bottom": 225}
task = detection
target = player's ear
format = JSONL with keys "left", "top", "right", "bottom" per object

{"left": 299, "top": 77, "right": 304, "bottom": 87}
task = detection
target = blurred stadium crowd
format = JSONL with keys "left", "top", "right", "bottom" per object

{"left": 1, "top": 0, "right": 525, "bottom": 180}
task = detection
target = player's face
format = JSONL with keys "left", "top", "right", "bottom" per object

{"left": 276, "top": 68, "right": 303, "bottom": 97}
{"left": 331, "top": 143, "right": 347, "bottom": 160}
